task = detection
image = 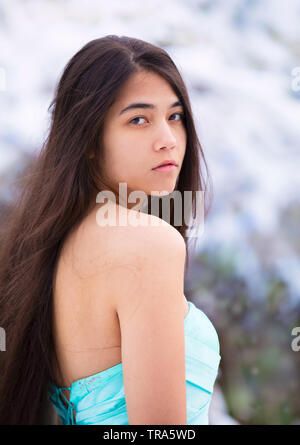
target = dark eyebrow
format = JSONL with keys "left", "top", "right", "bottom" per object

{"left": 119, "top": 100, "right": 182, "bottom": 116}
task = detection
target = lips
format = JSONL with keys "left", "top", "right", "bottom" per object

{"left": 152, "top": 160, "right": 178, "bottom": 169}
{"left": 152, "top": 164, "right": 177, "bottom": 172}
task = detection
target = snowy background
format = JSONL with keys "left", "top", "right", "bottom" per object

{"left": 0, "top": 0, "right": 299, "bottom": 424}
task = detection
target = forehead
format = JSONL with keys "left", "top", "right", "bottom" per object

{"left": 111, "top": 70, "right": 179, "bottom": 112}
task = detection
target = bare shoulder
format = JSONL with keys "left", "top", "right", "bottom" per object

{"left": 102, "top": 206, "right": 186, "bottom": 305}
{"left": 107, "top": 204, "right": 186, "bottom": 258}
{"left": 87, "top": 201, "right": 186, "bottom": 265}
{"left": 102, "top": 207, "right": 188, "bottom": 424}
{"left": 77, "top": 201, "right": 187, "bottom": 315}
{"left": 75, "top": 203, "right": 188, "bottom": 423}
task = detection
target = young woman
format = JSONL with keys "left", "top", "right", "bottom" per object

{"left": 0, "top": 35, "right": 221, "bottom": 425}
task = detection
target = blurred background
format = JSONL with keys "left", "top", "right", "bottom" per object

{"left": 0, "top": 0, "right": 299, "bottom": 425}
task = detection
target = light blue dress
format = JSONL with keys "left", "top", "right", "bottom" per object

{"left": 48, "top": 301, "right": 221, "bottom": 425}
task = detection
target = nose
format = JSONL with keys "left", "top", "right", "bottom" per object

{"left": 153, "top": 121, "right": 177, "bottom": 151}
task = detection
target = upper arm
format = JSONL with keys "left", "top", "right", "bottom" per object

{"left": 111, "top": 223, "right": 187, "bottom": 425}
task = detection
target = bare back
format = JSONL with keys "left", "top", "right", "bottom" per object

{"left": 51, "top": 203, "right": 189, "bottom": 388}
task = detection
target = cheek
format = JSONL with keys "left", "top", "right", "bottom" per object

{"left": 102, "top": 131, "right": 122, "bottom": 164}
{"left": 180, "top": 132, "right": 187, "bottom": 157}
{"left": 110, "top": 132, "right": 146, "bottom": 163}
{"left": 104, "top": 137, "right": 139, "bottom": 178}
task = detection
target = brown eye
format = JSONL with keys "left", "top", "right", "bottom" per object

{"left": 129, "top": 116, "right": 147, "bottom": 125}
{"left": 129, "top": 112, "right": 184, "bottom": 126}
{"left": 170, "top": 112, "right": 184, "bottom": 121}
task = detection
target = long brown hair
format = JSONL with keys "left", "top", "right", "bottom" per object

{"left": 0, "top": 35, "right": 212, "bottom": 424}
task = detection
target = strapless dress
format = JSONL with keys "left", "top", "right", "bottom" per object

{"left": 48, "top": 300, "right": 221, "bottom": 425}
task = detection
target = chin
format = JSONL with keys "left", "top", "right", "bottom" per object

{"left": 149, "top": 188, "right": 174, "bottom": 197}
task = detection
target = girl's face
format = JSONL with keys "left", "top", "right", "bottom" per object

{"left": 100, "top": 70, "right": 187, "bottom": 206}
